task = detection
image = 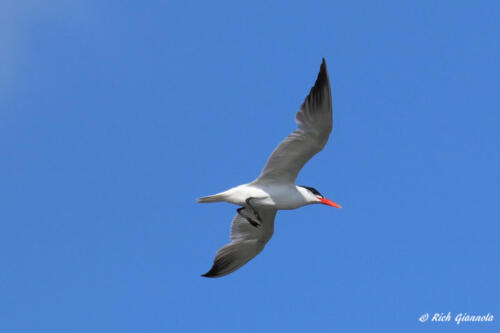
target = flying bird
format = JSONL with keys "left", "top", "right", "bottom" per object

{"left": 198, "top": 58, "right": 341, "bottom": 278}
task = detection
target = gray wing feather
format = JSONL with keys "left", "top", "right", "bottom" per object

{"left": 202, "top": 207, "right": 277, "bottom": 278}
{"left": 255, "top": 59, "right": 332, "bottom": 184}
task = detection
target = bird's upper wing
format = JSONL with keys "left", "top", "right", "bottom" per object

{"left": 202, "top": 207, "right": 277, "bottom": 278}
{"left": 254, "top": 59, "right": 332, "bottom": 184}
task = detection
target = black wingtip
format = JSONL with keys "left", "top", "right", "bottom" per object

{"left": 201, "top": 266, "right": 221, "bottom": 278}
{"left": 201, "top": 272, "right": 219, "bottom": 278}
{"left": 321, "top": 58, "right": 327, "bottom": 70}
{"left": 201, "top": 271, "right": 213, "bottom": 278}
{"left": 318, "top": 58, "right": 328, "bottom": 82}
{"left": 310, "top": 59, "right": 329, "bottom": 97}
{"left": 300, "top": 58, "right": 330, "bottom": 111}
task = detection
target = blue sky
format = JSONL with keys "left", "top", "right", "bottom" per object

{"left": 1, "top": 0, "right": 499, "bottom": 332}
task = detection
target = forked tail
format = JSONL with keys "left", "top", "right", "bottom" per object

{"left": 197, "top": 193, "right": 226, "bottom": 203}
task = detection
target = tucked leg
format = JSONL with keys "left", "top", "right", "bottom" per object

{"left": 245, "top": 197, "right": 262, "bottom": 222}
{"left": 237, "top": 207, "right": 261, "bottom": 228}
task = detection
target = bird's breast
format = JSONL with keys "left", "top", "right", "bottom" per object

{"left": 254, "top": 185, "right": 308, "bottom": 210}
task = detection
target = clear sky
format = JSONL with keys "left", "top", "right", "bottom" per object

{"left": 1, "top": 1, "right": 499, "bottom": 332}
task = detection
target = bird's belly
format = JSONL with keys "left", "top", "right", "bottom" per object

{"left": 223, "top": 184, "right": 307, "bottom": 210}
{"left": 254, "top": 189, "right": 307, "bottom": 210}
{"left": 267, "top": 197, "right": 307, "bottom": 210}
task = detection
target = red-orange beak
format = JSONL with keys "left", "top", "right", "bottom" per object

{"left": 319, "top": 197, "right": 342, "bottom": 208}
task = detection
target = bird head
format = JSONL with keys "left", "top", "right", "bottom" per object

{"left": 298, "top": 185, "right": 342, "bottom": 208}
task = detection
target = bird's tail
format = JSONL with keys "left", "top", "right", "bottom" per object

{"left": 197, "top": 192, "right": 226, "bottom": 203}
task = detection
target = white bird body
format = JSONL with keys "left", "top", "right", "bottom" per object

{"left": 201, "top": 183, "right": 318, "bottom": 210}
{"left": 198, "top": 59, "right": 341, "bottom": 278}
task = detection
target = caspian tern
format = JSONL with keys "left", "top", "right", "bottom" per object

{"left": 198, "top": 58, "right": 341, "bottom": 278}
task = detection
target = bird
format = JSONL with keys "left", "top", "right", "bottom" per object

{"left": 198, "top": 58, "right": 341, "bottom": 278}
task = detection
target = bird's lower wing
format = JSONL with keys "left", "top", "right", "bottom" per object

{"left": 202, "top": 207, "right": 277, "bottom": 278}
